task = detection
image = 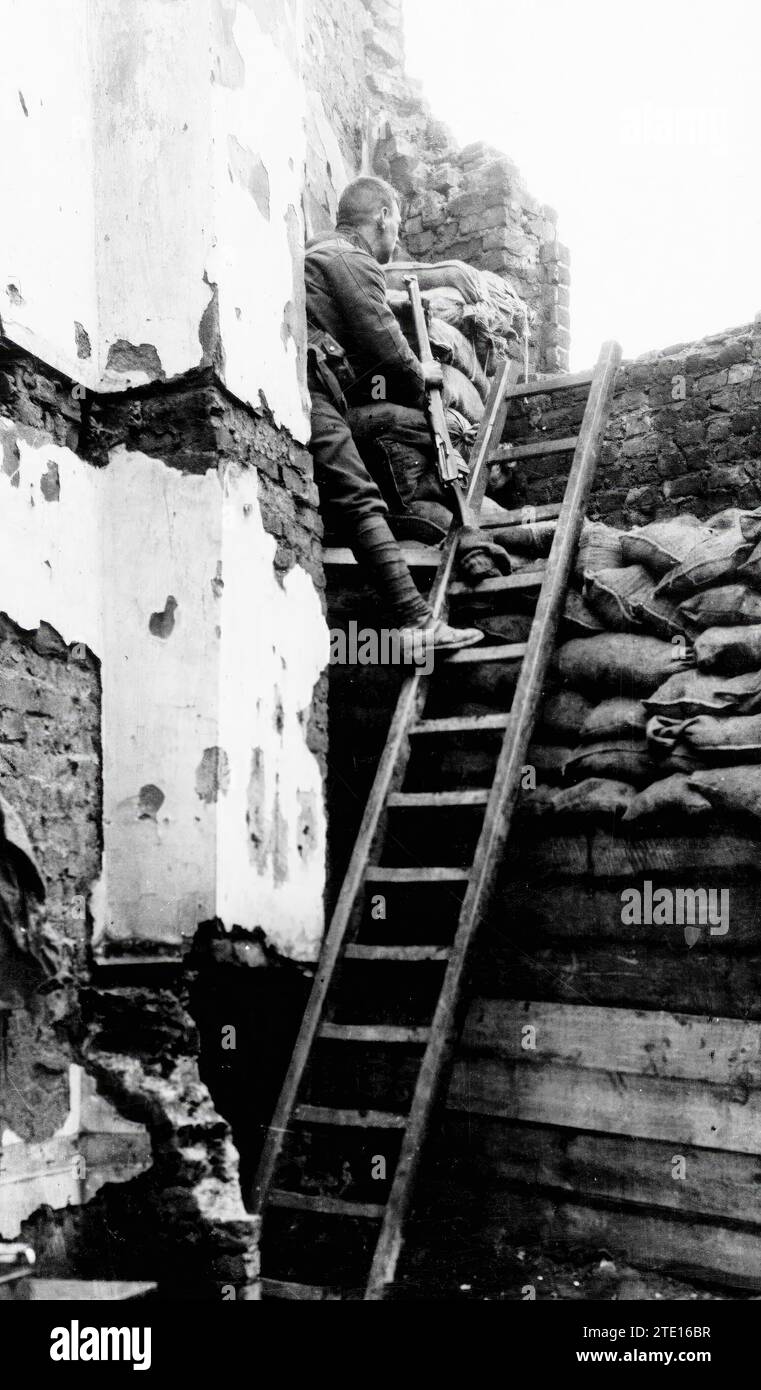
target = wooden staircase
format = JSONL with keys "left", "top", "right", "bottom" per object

{"left": 253, "top": 342, "right": 622, "bottom": 1300}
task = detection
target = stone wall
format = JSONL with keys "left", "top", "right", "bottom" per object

{"left": 302, "top": 0, "right": 568, "bottom": 371}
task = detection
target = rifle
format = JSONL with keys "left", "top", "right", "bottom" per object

{"left": 404, "top": 275, "right": 475, "bottom": 528}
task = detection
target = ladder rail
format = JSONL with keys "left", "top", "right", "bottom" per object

{"left": 251, "top": 358, "right": 518, "bottom": 1213}
{"left": 364, "top": 339, "right": 622, "bottom": 1299}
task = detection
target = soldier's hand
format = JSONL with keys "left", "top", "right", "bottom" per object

{"left": 422, "top": 361, "right": 444, "bottom": 390}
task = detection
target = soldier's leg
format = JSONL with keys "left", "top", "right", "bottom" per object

{"left": 310, "top": 392, "right": 432, "bottom": 627}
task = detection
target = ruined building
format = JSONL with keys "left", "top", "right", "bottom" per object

{"left": 2, "top": 0, "right": 761, "bottom": 1300}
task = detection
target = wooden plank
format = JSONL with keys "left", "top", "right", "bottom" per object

{"left": 448, "top": 572, "right": 544, "bottom": 599}
{"left": 444, "top": 642, "right": 527, "bottom": 666}
{"left": 270, "top": 1190, "right": 385, "bottom": 1219}
{"left": 411, "top": 714, "right": 510, "bottom": 736}
{"left": 486, "top": 879, "right": 761, "bottom": 946}
{"left": 27, "top": 1281, "right": 156, "bottom": 1301}
{"left": 468, "top": 940, "right": 761, "bottom": 1018}
{"left": 416, "top": 1186, "right": 761, "bottom": 1292}
{"left": 493, "top": 434, "right": 578, "bottom": 464}
{"left": 293, "top": 1106, "right": 407, "bottom": 1129}
{"left": 458, "top": 999, "right": 761, "bottom": 1084}
{"left": 344, "top": 945, "right": 450, "bottom": 962}
{"left": 318, "top": 1023, "right": 430, "bottom": 1044}
{"left": 502, "top": 368, "right": 595, "bottom": 399}
{"left": 364, "top": 866, "right": 470, "bottom": 884}
{"left": 500, "top": 828, "right": 761, "bottom": 881}
{"left": 387, "top": 790, "right": 489, "bottom": 809}
{"left": 446, "top": 1056, "right": 761, "bottom": 1154}
{"left": 260, "top": 1278, "right": 347, "bottom": 1301}
{"left": 437, "top": 1115, "right": 761, "bottom": 1226}
{"left": 323, "top": 545, "right": 440, "bottom": 569}
{"left": 366, "top": 341, "right": 623, "bottom": 1299}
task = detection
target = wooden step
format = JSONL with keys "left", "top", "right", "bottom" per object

{"left": 387, "top": 790, "right": 490, "bottom": 810}
{"left": 493, "top": 434, "right": 578, "bottom": 465}
{"left": 344, "top": 945, "right": 450, "bottom": 963}
{"left": 293, "top": 1105, "right": 408, "bottom": 1128}
{"left": 503, "top": 368, "right": 594, "bottom": 399}
{"left": 411, "top": 713, "right": 510, "bottom": 736}
{"left": 449, "top": 571, "right": 544, "bottom": 599}
{"left": 260, "top": 1278, "right": 348, "bottom": 1301}
{"left": 365, "top": 866, "right": 470, "bottom": 884}
{"left": 270, "top": 1190, "right": 385, "bottom": 1219}
{"left": 444, "top": 642, "right": 527, "bottom": 666}
{"left": 324, "top": 545, "right": 440, "bottom": 569}
{"left": 318, "top": 1023, "right": 431, "bottom": 1044}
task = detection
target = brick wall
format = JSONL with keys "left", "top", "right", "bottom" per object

{"left": 492, "top": 317, "right": 761, "bottom": 521}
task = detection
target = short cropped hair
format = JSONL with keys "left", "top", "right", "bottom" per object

{"left": 337, "top": 176, "right": 399, "bottom": 227}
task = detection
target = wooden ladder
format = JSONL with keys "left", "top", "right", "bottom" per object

{"left": 253, "top": 341, "right": 622, "bottom": 1301}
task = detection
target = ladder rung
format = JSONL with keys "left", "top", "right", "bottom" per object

{"left": 324, "top": 545, "right": 440, "bottom": 569}
{"left": 479, "top": 502, "right": 562, "bottom": 529}
{"left": 365, "top": 866, "right": 470, "bottom": 884}
{"left": 449, "top": 571, "right": 544, "bottom": 599}
{"left": 293, "top": 1105, "right": 407, "bottom": 1128}
{"left": 387, "top": 790, "right": 489, "bottom": 809}
{"left": 270, "top": 1190, "right": 385, "bottom": 1219}
{"left": 260, "top": 1278, "right": 348, "bottom": 1301}
{"left": 411, "top": 714, "right": 510, "bottom": 736}
{"left": 503, "top": 368, "right": 594, "bottom": 399}
{"left": 493, "top": 434, "right": 578, "bottom": 464}
{"left": 318, "top": 1023, "right": 431, "bottom": 1044}
{"left": 445, "top": 642, "right": 527, "bottom": 666}
{"left": 344, "top": 945, "right": 450, "bottom": 962}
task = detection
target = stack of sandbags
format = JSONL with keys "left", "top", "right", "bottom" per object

{"left": 384, "top": 258, "right": 530, "bottom": 425}
{"left": 515, "top": 506, "right": 761, "bottom": 834}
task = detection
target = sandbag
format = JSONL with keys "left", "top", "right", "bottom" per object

{"left": 621, "top": 775, "right": 713, "bottom": 829}
{"left": 580, "top": 698, "right": 647, "bottom": 743}
{"left": 516, "top": 783, "right": 557, "bottom": 820}
{"left": 552, "top": 778, "right": 636, "bottom": 824}
{"left": 644, "top": 668, "right": 761, "bottom": 718}
{"left": 428, "top": 319, "right": 490, "bottom": 401}
{"left": 574, "top": 521, "right": 625, "bottom": 579}
{"left": 705, "top": 506, "right": 761, "bottom": 541}
{"left": 490, "top": 521, "right": 556, "bottom": 557}
{"left": 560, "top": 590, "right": 606, "bottom": 639}
{"left": 541, "top": 690, "right": 593, "bottom": 742}
{"left": 584, "top": 565, "right": 655, "bottom": 632}
{"left": 688, "top": 765, "right": 761, "bottom": 822}
{"left": 630, "top": 587, "right": 687, "bottom": 641}
{"left": 655, "top": 523, "right": 755, "bottom": 598}
{"left": 737, "top": 540, "right": 761, "bottom": 588}
{"left": 558, "top": 634, "right": 690, "bottom": 696}
{"left": 694, "top": 626, "right": 761, "bottom": 674}
{"left": 564, "top": 739, "right": 655, "bottom": 787}
{"left": 526, "top": 744, "right": 572, "bottom": 783}
{"left": 387, "top": 285, "right": 468, "bottom": 332}
{"left": 620, "top": 516, "right": 708, "bottom": 575}
{"left": 678, "top": 585, "right": 761, "bottom": 631}
{"left": 385, "top": 259, "right": 484, "bottom": 304}
{"left": 648, "top": 713, "right": 761, "bottom": 763}
{"left": 441, "top": 364, "right": 484, "bottom": 423}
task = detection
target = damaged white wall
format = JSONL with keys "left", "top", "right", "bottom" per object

{"left": 0, "top": 422, "right": 328, "bottom": 960}
{"left": 2, "top": 0, "right": 313, "bottom": 442}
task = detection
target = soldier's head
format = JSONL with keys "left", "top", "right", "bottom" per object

{"left": 336, "top": 176, "right": 401, "bottom": 264}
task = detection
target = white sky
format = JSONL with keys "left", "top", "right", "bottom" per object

{"left": 403, "top": 0, "right": 761, "bottom": 367}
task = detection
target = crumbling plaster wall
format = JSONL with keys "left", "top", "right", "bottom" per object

{"left": 3, "top": 0, "right": 310, "bottom": 439}
{"left": 0, "top": 414, "right": 327, "bottom": 960}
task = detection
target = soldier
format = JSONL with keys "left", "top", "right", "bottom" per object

{"left": 305, "top": 175, "right": 483, "bottom": 655}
